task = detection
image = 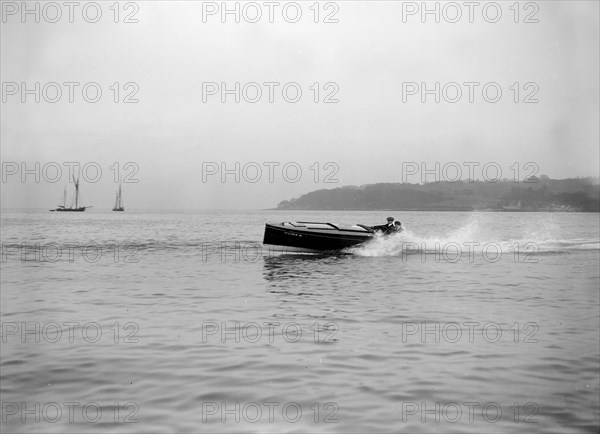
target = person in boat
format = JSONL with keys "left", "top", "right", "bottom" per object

{"left": 372, "top": 217, "right": 396, "bottom": 235}
{"left": 394, "top": 221, "right": 403, "bottom": 233}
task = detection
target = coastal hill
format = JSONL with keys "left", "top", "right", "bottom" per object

{"left": 276, "top": 177, "right": 600, "bottom": 212}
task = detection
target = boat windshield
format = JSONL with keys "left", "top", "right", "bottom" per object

{"left": 285, "top": 222, "right": 370, "bottom": 232}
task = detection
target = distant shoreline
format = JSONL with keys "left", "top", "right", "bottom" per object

{"left": 265, "top": 208, "right": 599, "bottom": 212}
{"left": 275, "top": 177, "right": 600, "bottom": 213}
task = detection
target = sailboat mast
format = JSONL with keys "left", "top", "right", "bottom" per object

{"left": 63, "top": 187, "right": 66, "bottom": 207}
{"left": 119, "top": 184, "right": 122, "bottom": 208}
{"left": 73, "top": 175, "right": 79, "bottom": 209}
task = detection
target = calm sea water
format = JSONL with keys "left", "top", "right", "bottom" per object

{"left": 1, "top": 210, "right": 599, "bottom": 433}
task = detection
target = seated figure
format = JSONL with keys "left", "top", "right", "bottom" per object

{"left": 372, "top": 217, "right": 396, "bottom": 235}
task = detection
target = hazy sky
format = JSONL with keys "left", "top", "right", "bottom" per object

{"left": 1, "top": 1, "right": 599, "bottom": 209}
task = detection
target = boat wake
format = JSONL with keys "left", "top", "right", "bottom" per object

{"left": 348, "top": 219, "right": 600, "bottom": 257}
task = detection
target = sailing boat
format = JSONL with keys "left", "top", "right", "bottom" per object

{"left": 50, "top": 175, "right": 91, "bottom": 212}
{"left": 113, "top": 183, "right": 124, "bottom": 211}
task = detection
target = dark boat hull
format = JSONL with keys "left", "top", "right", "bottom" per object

{"left": 263, "top": 222, "right": 374, "bottom": 253}
{"left": 51, "top": 207, "right": 87, "bottom": 212}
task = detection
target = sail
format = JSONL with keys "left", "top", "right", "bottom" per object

{"left": 72, "top": 175, "right": 79, "bottom": 209}
{"left": 113, "top": 183, "right": 124, "bottom": 211}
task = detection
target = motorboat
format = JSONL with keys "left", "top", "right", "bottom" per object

{"left": 263, "top": 221, "right": 376, "bottom": 253}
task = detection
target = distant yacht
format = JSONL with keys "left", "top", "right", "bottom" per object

{"left": 113, "top": 183, "right": 125, "bottom": 211}
{"left": 50, "top": 176, "right": 91, "bottom": 212}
